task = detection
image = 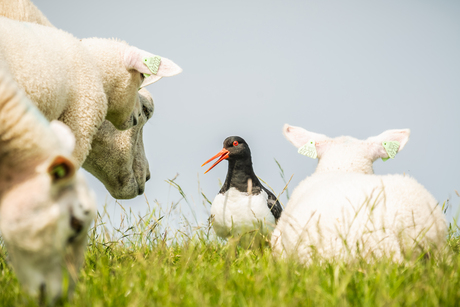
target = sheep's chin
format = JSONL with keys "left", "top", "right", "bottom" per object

{"left": 103, "top": 172, "right": 145, "bottom": 200}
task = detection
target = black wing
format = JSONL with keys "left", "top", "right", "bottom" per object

{"left": 262, "top": 187, "right": 283, "bottom": 222}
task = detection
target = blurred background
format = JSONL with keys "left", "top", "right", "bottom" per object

{"left": 39, "top": 0, "right": 460, "bottom": 228}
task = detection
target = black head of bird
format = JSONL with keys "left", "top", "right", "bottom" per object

{"left": 201, "top": 136, "right": 251, "bottom": 174}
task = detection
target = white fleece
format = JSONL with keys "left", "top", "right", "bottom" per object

{"left": 0, "top": 17, "right": 107, "bottom": 167}
{"left": 271, "top": 124, "right": 447, "bottom": 263}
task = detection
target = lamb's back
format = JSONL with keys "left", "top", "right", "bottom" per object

{"left": 273, "top": 172, "right": 446, "bottom": 261}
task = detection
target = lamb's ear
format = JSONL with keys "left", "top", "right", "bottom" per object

{"left": 283, "top": 124, "right": 330, "bottom": 158}
{"left": 49, "top": 120, "right": 75, "bottom": 155}
{"left": 123, "top": 46, "right": 182, "bottom": 87}
{"left": 367, "top": 129, "right": 410, "bottom": 160}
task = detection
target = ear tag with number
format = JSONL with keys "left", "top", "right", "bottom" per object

{"left": 382, "top": 141, "right": 400, "bottom": 162}
{"left": 298, "top": 140, "right": 317, "bottom": 159}
{"left": 143, "top": 56, "right": 161, "bottom": 76}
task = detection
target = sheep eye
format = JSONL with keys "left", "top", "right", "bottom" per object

{"left": 50, "top": 164, "right": 70, "bottom": 181}
{"left": 142, "top": 105, "right": 150, "bottom": 118}
{"left": 233, "top": 141, "right": 239, "bottom": 146}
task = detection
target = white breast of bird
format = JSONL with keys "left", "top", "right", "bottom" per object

{"left": 210, "top": 187, "right": 276, "bottom": 239}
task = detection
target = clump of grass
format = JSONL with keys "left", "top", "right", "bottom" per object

{"left": 1, "top": 171, "right": 460, "bottom": 306}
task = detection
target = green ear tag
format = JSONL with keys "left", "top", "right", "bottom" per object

{"left": 298, "top": 140, "right": 317, "bottom": 159}
{"left": 382, "top": 141, "right": 400, "bottom": 162}
{"left": 143, "top": 56, "right": 161, "bottom": 75}
{"left": 143, "top": 73, "right": 151, "bottom": 78}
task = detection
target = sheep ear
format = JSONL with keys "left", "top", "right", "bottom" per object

{"left": 123, "top": 46, "right": 182, "bottom": 87}
{"left": 49, "top": 120, "right": 75, "bottom": 155}
{"left": 283, "top": 124, "right": 330, "bottom": 158}
{"left": 283, "top": 124, "right": 329, "bottom": 147}
{"left": 367, "top": 129, "right": 410, "bottom": 160}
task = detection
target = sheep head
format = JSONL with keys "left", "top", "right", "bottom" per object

{"left": 83, "top": 88, "right": 153, "bottom": 199}
{"left": 283, "top": 124, "right": 410, "bottom": 174}
{"left": 0, "top": 116, "right": 96, "bottom": 303}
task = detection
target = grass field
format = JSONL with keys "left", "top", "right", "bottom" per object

{"left": 1, "top": 181, "right": 460, "bottom": 306}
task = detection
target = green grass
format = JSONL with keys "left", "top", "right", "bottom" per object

{"left": 1, "top": 176, "right": 460, "bottom": 306}
{"left": 1, "top": 207, "right": 460, "bottom": 306}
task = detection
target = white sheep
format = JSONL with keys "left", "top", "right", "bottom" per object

{"left": 0, "top": 69, "right": 96, "bottom": 302}
{"left": 0, "top": 1, "right": 155, "bottom": 199}
{"left": 271, "top": 124, "right": 447, "bottom": 262}
{"left": 0, "top": 16, "right": 181, "bottom": 167}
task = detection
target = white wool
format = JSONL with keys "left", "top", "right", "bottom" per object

{"left": 271, "top": 124, "right": 447, "bottom": 262}
{"left": 0, "top": 16, "right": 107, "bottom": 167}
{"left": 0, "top": 69, "right": 96, "bottom": 302}
{"left": 212, "top": 188, "right": 276, "bottom": 243}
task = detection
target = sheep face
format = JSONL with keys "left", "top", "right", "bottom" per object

{"left": 0, "top": 159, "right": 96, "bottom": 303}
{"left": 283, "top": 124, "right": 410, "bottom": 174}
{"left": 83, "top": 89, "right": 153, "bottom": 199}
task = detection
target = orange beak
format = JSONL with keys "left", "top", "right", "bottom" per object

{"left": 201, "top": 148, "right": 230, "bottom": 174}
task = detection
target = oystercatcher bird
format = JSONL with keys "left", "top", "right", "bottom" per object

{"left": 202, "top": 136, "right": 283, "bottom": 245}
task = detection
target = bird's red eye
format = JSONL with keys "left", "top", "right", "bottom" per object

{"left": 233, "top": 141, "right": 239, "bottom": 146}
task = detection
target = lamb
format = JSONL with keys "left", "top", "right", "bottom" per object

{"left": 0, "top": 68, "right": 96, "bottom": 302}
{"left": 0, "top": 16, "right": 182, "bottom": 167}
{"left": 0, "top": 1, "right": 156, "bottom": 199}
{"left": 271, "top": 124, "right": 447, "bottom": 263}
{"left": 83, "top": 88, "right": 153, "bottom": 199}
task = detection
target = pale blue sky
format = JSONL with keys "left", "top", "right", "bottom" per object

{"left": 39, "top": 0, "right": 460, "bottom": 227}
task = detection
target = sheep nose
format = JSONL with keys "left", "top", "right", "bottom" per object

{"left": 133, "top": 115, "right": 138, "bottom": 126}
{"left": 146, "top": 174, "right": 151, "bottom": 182}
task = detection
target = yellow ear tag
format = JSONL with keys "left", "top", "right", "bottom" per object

{"left": 143, "top": 56, "right": 161, "bottom": 75}
{"left": 298, "top": 140, "right": 317, "bottom": 159}
{"left": 382, "top": 141, "right": 400, "bottom": 162}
